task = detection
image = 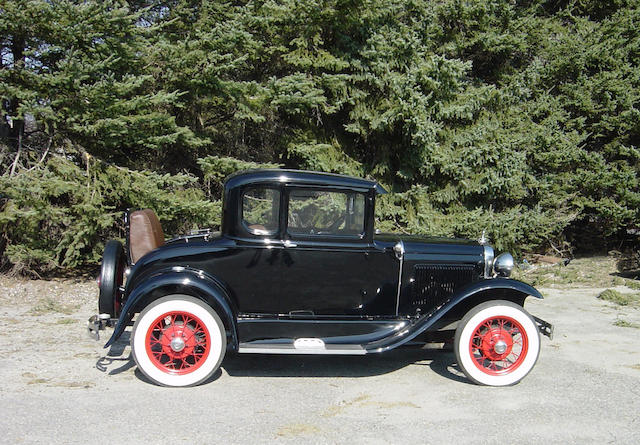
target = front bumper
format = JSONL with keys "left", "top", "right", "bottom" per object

{"left": 533, "top": 316, "right": 554, "bottom": 340}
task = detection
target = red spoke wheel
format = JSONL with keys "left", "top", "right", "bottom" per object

{"left": 469, "top": 316, "right": 528, "bottom": 375}
{"left": 145, "top": 311, "right": 211, "bottom": 375}
{"left": 454, "top": 300, "right": 540, "bottom": 386}
{"left": 131, "top": 295, "right": 226, "bottom": 387}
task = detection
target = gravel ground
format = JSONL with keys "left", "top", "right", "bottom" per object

{"left": 0, "top": 275, "right": 639, "bottom": 444}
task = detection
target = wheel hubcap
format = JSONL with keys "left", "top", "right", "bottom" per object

{"left": 494, "top": 339, "right": 507, "bottom": 355}
{"left": 469, "top": 316, "right": 528, "bottom": 376}
{"left": 170, "top": 337, "right": 186, "bottom": 352}
{"left": 145, "top": 311, "right": 211, "bottom": 375}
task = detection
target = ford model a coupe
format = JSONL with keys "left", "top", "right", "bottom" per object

{"left": 89, "top": 169, "right": 553, "bottom": 387}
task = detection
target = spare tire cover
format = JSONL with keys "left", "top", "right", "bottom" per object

{"left": 99, "top": 240, "right": 125, "bottom": 317}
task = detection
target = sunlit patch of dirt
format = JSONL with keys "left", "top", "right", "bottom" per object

{"left": 276, "top": 423, "right": 321, "bottom": 437}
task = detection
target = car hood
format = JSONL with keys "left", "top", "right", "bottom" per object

{"left": 375, "top": 233, "right": 481, "bottom": 246}
{"left": 374, "top": 233, "right": 484, "bottom": 256}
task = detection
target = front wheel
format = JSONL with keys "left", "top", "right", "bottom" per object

{"left": 131, "top": 295, "right": 226, "bottom": 387}
{"left": 454, "top": 300, "right": 540, "bottom": 386}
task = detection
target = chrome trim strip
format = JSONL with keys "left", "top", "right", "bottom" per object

{"left": 238, "top": 347, "right": 366, "bottom": 355}
{"left": 394, "top": 241, "right": 405, "bottom": 316}
{"left": 483, "top": 245, "right": 495, "bottom": 278}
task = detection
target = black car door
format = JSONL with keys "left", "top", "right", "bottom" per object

{"left": 277, "top": 187, "right": 399, "bottom": 316}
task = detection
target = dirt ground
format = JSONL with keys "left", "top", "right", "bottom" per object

{"left": 1, "top": 257, "right": 639, "bottom": 444}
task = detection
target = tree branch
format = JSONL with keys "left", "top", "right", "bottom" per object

{"left": 26, "top": 135, "right": 53, "bottom": 171}
{"left": 8, "top": 125, "right": 23, "bottom": 176}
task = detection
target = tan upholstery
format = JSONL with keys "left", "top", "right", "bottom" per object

{"left": 129, "top": 209, "right": 164, "bottom": 263}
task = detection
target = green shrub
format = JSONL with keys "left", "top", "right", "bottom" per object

{"left": 0, "top": 157, "right": 218, "bottom": 275}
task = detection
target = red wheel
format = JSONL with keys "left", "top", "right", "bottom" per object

{"left": 455, "top": 300, "right": 540, "bottom": 386}
{"left": 145, "top": 311, "right": 212, "bottom": 375}
{"left": 131, "top": 295, "right": 226, "bottom": 387}
{"left": 468, "top": 316, "right": 528, "bottom": 376}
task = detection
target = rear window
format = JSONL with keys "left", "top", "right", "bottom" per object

{"left": 242, "top": 186, "right": 280, "bottom": 235}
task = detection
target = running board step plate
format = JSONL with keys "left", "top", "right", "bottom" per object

{"left": 238, "top": 339, "right": 366, "bottom": 355}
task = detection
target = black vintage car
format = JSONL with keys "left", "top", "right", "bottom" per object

{"left": 89, "top": 169, "right": 553, "bottom": 387}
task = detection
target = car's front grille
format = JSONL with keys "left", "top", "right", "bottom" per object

{"left": 411, "top": 264, "right": 478, "bottom": 311}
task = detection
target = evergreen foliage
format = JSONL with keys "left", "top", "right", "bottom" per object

{"left": 1, "top": 0, "right": 639, "bottom": 273}
{"left": 0, "top": 155, "right": 217, "bottom": 274}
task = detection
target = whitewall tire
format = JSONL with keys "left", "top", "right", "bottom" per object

{"left": 131, "top": 295, "right": 226, "bottom": 387}
{"left": 454, "top": 300, "right": 540, "bottom": 386}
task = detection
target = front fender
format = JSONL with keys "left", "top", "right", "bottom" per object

{"left": 366, "top": 278, "right": 542, "bottom": 353}
{"left": 104, "top": 269, "right": 238, "bottom": 349}
{"left": 448, "top": 278, "right": 543, "bottom": 302}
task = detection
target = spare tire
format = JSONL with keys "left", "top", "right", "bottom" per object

{"left": 98, "top": 240, "right": 126, "bottom": 317}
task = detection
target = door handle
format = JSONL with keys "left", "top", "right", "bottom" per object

{"left": 284, "top": 240, "right": 297, "bottom": 248}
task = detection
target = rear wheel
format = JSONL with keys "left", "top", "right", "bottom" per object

{"left": 454, "top": 300, "right": 540, "bottom": 386}
{"left": 131, "top": 295, "right": 226, "bottom": 387}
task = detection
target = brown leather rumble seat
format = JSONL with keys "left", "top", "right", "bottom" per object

{"left": 129, "top": 209, "right": 165, "bottom": 263}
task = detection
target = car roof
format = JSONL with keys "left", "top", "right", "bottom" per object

{"left": 224, "top": 169, "right": 388, "bottom": 194}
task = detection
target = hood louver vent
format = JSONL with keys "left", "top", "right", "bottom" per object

{"left": 411, "top": 264, "right": 478, "bottom": 311}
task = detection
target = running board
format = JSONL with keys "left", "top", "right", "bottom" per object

{"left": 238, "top": 339, "right": 366, "bottom": 355}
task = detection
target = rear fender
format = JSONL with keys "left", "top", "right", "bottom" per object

{"left": 366, "top": 278, "right": 542, "bottom": 352}
{"left": 104, "top": 268, "right": 238, "bottom": 349}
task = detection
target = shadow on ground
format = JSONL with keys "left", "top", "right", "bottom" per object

{"left": 221, "top": 347, "right": 468, "bottom": 383}
{"left": 95, "top": 331, "right": 135, "bottom": 375}
{"left": 95, "top": 333, "right": 468, "bottom": 385}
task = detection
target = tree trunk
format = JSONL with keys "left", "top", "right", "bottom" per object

{"left": 2, "top": 35, "right": 25, "bottom": 170}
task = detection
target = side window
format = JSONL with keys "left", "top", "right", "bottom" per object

{"left": 288, "top": 189, "right": 365, "bottom": 237}
{"left": 242, "top": 187, "right": 280, "bottom": 235}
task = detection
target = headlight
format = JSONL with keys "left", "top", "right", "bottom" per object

{"left": 494, "top": 253, "right": 515, "bottom": 277}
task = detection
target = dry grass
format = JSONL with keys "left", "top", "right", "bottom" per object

{"left": 613, "top": 319, "right": 640, "bottom": 329}
{"left": 29, "top": 297, "right": 77, "bottom": 315}
{"left": 514, "top": 256, "right": 640, "bottom": 290}
{"left": 598, "top": 289, "right": 640, "bottom": 306}
{"left": 276, "top": 423, "right": 321, "bottom": 437}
